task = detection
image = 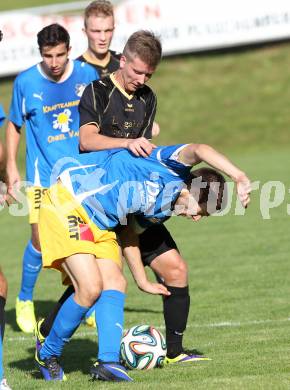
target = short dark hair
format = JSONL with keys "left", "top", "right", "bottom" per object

{"left": 123, "top": 30, "right": 162, "bottom": 69}
{"left": 37, "top": 23, "right": 70, "bottom": 53}
{"left": 186, "top": 167, "right": 226, "bottom": 213}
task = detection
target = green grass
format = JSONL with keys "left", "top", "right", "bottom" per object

{"left": 1, "top": 10, "right": 290, "bottom": 388}
{"left": 1, "top": 148, "right": 290, "bottom": 389}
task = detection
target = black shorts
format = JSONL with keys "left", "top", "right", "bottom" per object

{"left": 139, "top": 224, "right": 178, "bottom": 266}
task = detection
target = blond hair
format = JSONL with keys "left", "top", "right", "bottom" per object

{"left": 123, "top": 30, "right": 162, "bottom": 69}
{"left": 84, "top": 0, "right": 114, "bottom": 27}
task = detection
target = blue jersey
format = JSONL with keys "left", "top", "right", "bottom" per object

{"left": 0, "top": 104, "right": 5, "bottom": 127}
{"left": 8, "top": 60, "right": 98, "bottom": 187}
{"left": 59, "top": 144, "right": 191, "bottom": 230}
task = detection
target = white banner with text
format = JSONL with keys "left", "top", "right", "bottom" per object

{"left": 1, "top": 0, "right": 290, "bottom": 76}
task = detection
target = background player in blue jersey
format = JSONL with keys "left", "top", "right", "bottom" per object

{"left": 34, "top": 142, "right": 250, "bottom": 382}
{"left": 0, "top": 125, "right": 12, "bottom": 390}
{"left": 5, "top": 24, "right": 99, "bottom": 334}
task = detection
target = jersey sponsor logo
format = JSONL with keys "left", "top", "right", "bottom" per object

{"left": 42, "top": 100, "right": 80, "bottom": 114}
{"left": 47, "top": 130, "right": 79, "bottom": 144}
{"left": 53, "top": 108, "right": 73, "bottom": 133}
{"left": 125, "top": 103, "right": 134, "bottom": 112}
{"left": 75, "top": 83, "right": 87, "bottom": 97}
{"left": 33, "top": 92, "right": 43, "bottom": 101}
{"left": 112, "top": 116, "right": 142, "bottom": 131}
{"left": 67, "top": 215, "right": 94, "bottom": 241}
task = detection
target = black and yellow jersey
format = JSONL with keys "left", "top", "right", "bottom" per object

{"left": 79, "top": 73, "right": 157, "bottom": 139}
{"left": 76, "top": 50, "right": 120, "bottom": 79}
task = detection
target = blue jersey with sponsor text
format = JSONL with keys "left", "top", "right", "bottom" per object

{"left": 59, "top": 144, "right": 191, "bottom": 230}
{"left": 8, "top": 60, "right": 98, "bottom": 187}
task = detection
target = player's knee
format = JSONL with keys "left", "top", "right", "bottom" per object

{"left": 78, "top": 282, "right": 102, "bottom": 306}
{"left": 103, "top": 272, "right": 127, "bottom": 292}
{"left": 165, "top": 260, "right": 188, "bottom": 284}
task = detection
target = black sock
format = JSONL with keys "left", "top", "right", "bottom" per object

{"left": 0, "top": 296, "right": 6, "bottom": 341}
{"left": 163, "top": 285, "right": 190, "bottom": 358}
{"left": 40, "top": 285, "right": 75, "bottom": 337}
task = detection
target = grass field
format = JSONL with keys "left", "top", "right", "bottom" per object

{"left": 1, "top": 1, "right": 290, "bottom": 389}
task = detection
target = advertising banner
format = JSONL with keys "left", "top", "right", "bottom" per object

{"left": 1, "top": 0, "right": 290, "bottom": 77}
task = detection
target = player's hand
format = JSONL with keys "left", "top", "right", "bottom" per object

{"left": 6, "top": 164, "right": 21, "bottom": 201}
{"left": 236, "top": 174, "right": 251, "bottom": 208}
{"left": 127, "top": 137, "right": 156, "bottom": 157}
{"left": 138, "top": 280, "right": 171, "bottom": 296}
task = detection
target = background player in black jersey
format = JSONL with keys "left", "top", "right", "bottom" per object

{"left": 37, "top": 30, "right": 204, "bottom": 364}
{"left": 77, "top": 0, "right": 120, "bottom": 79}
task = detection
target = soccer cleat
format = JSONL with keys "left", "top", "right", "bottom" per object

{"left": 0, "top": 379, "right": 12, "bottom": 390}
{"left": 84, "top": 310, "right": 96, "bottom": 328}
{"left": 35, "top": 349, "right": 66, "bottom": 381}
{"left": 15, "top": 297, "right": 36, "bottom": 333}
{"left": 90, "top": 361, "right": 133, "bottom": 382}
{"left": 35, "top": 318, "right": 46, "bottom": 353}
{"left": 164, "top": 352, "right": 211, "bottom": 364}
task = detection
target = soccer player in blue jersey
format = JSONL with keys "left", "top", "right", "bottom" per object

{"left": 34, "top": 142, "right": 251, "bottom": 381}
{"left": 5, "top": 24, "right": 99, "bottom": 334}
{"left": 0, "top": 38, "right": 12, "bottom": 387}
{"left": 0, "top": 142, "right": 12, "bottom": 390}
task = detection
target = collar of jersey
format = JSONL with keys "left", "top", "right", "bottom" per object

{"left": 37, "top": 60, "right": 74, "bottom": 83}
{"left": 82, "top": 50, "right": 111, "bottom": 68}
{"left": 110, "top": 73, "right": 134, "bottom": 100}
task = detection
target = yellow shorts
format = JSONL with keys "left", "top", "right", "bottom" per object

{"left": 26, "top": 186, "right": 47, "bottom": 224}
{"left": 39, "top": 182, "right": 121, "bottom": 284}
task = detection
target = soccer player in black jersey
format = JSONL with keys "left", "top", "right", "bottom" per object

{"left": 78, "top": 30, "right": 204, "bottom": 362}
{"left": 78, "top": 30, "right": 160, "bottom": 156}
{"left": 77, "top": 1, "right": 120, "bottom": 79}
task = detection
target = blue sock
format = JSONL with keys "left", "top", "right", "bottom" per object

{"left": 95, "top": 290, "right": 125, "bottom": 362}
{"left": 18, "top": 240, "right": 42, "bottom": 301}
{"left": 40, "top": 294, "right": 89, "bottom": 359}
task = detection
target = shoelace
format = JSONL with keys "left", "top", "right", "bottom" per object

{"left": 46, "top": 357, "right": 61, "bottom": 378}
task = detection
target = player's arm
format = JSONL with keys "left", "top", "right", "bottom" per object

{"left": 179, "top": 143, "right": 251, "bottom": 208}
{"left": 118, "top": 225, "right": 170, "bottom": 296}
{"left": 5, "top": 120, "right": 21, "bottom": 200}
